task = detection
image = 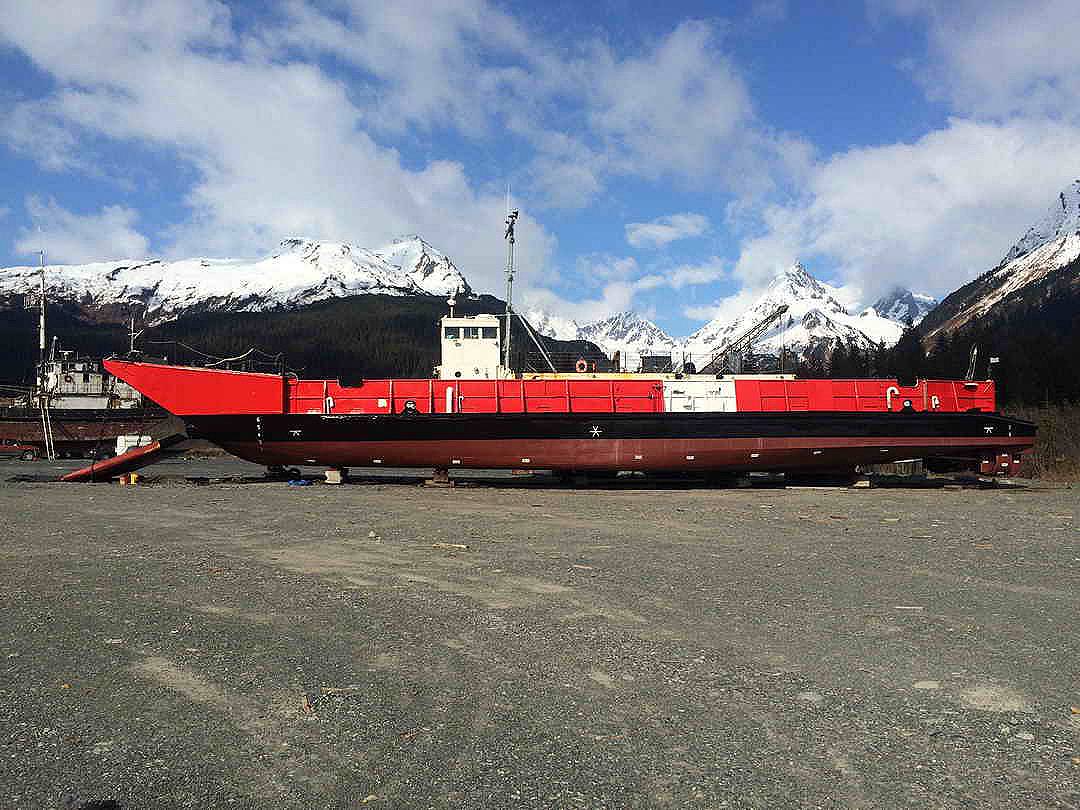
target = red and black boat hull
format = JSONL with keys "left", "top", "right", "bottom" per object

{"left": 184, "top": 411, "right": 1035, "bottom": 473}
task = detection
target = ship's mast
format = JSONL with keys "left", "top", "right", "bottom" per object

{"left": 129, "top": 306, "right": 145, "bottom": 354}
{"left": 38, "top": 250, "right": 46, "bottom": 377}
{"left": 37, "top": 250, "right": 55, "bottom": 460}
{"left": 503, "top": 207, "right": 519, "bottom": 372}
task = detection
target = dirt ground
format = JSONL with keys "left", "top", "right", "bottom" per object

{"left": 0, "top": 458, "right": 1078, "bottom": 809}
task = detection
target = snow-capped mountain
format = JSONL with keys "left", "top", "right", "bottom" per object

{"left": 685, "top": 263, "right": 908, "bottom": 363}
{"left": 1002, "top": 179, "right": 1080, "bottom": 264}
{"left": 866, "top": 288, "right": 937, "bottom": 326}
{"left": 524, "top": 308, "right": 679, "bottom": 362}
{"left": 523, "top": 308, "right": 581, "bottom": 342}
{"left": 578, "top": 312, "right": 682, "bottom": 360}
{"left": 527, "top": 265, "right": 926, "bottom": 366}
{"left": 922, "top": 179, "right": 1080, "bottom": 339}
{"left": 0, "top": 236, "right": 471, "bottom": 324}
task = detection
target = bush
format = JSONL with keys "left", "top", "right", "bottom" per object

{"left": 1007, "top": 403, "right": 1080, "bottom": 480}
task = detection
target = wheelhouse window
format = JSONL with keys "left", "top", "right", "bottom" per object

{"left": 463, "top": 326, "right": 480, "bottom": 339}
{"left": 444, "top": 326, "right": 460, "bottom": 339}
{"left": 481, "top": 326, "right": 498, "bottom": 339}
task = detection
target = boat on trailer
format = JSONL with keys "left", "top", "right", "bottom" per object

{"left": 103, "top": 308, "right": 1035, "bottom": 478}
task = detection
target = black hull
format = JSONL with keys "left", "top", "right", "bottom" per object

{"left": 186, "top": 411, "right": 1035, "bottom": 473}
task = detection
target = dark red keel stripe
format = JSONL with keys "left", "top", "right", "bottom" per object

{"left": 215, "top": 435, "right": 1030, "bottom": 473}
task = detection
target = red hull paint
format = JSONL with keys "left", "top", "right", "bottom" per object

{"left": 60, "top": 434, "right": 186, "bottom": 482}
{"left": 103, "top": 359, "right": 999, "bottom": 417}
{"left": 217, "top": 435, "right": 1034, "bottom": 473}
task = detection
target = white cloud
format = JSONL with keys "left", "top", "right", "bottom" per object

{"left": 682, "top": 285, "right": 761, "bottom": 327}
{"left": 634, "top": 257, "right": 726, "bottom": 291}
{"left": 263, "top": 6, "right": 802, "bottom": 212}
{"left": 732, "top": 117, "right": 1080, "bottom": 303}
{"left": 875, "top": 0, "right": 1080, "bottom": 120}
{"left": 572, "top": 254, "right": 640, "bottom": 285}
{"left": 0, "top": 103, "right": 88, "bottom": 173}
{"left": 0, "top": 0, "right": 554, "bottom": 294}
{"left": 711, "top": 0, "right": 1080, "bottom": 316}
{"left": 272, "top": 0, "right": 531, "bottom": 136}
{"left": 525, "top": 255, "right": 725, "bottom": 323}
{"left": 522, "top": 282, "right": 637, "bottom": 325}
{"left": 626, "top": 213, "right": 709, "bottom": 248}
{"left": 750, "top": 0, "right": 788, "bottom": 25}
{"left": 583, "top": 21, "right": 790, "bottom": 194}
{"left": 15, "top": 196, "right": 150, "bottom": 263}
{"left": 510, "top": 20, "right": 806, "bottom": 210}
{"left": 0, "top": 0, "right": 801, "bottom": 291}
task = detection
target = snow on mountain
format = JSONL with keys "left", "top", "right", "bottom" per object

{"left": 527, "top": 263, "right": 923, "bottom": 367}
{"left": 375, "top": 235, "right": 472, "bottom": 299}
{"left": 1002, "top": 178, "right": 1080, "bottom": 264}
{"left": 524, "top": 308, "right": 679, "bottom": 363}
{"left": 924, "top": 179, "right": 1080, "bottom": 338}
{"left": 0, "top": 236, "right": 471, "bottom": 323}
{"left": 685, "top": 262, "right": 906, "bottom": 363}
{"left": 522, "top": 308, "right": 581, "bottom": 342}
{"left": 866, "top": 288, "right": 937, "bottom": 326}
{"left": 577, "top": 312, "right": 682, "bottom": 361}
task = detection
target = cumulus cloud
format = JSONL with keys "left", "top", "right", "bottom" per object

{"left": 513, "top": 20, "right": 806, "bottom": 209}
{"left": 625, "top": 213, "right": 710, "bottom": 248}
{"left": 0, "top": 0, "right": 804, "bottom": 292}
{"left": 874, "top": 0, "right": 1080, "bottom": 120}
{"left": 634, "top": 257, "right": 726, "bottom": 291}
{"left": 731, "top": 118, "right": 1080, "bottom": 303}
{"left": 15, "top": 196, "right": 150, "bottom": 264}
{"left": 586, "top": 22, "right": 751, "bottom": 178}
{"left": 271, "top": 0, "right": 531, "bottom": 136}
{"left": 0, "top": 0, "right": 554, "bottom": 294}
{"left": 722, "top": 0, "right": 1080, "bottom": 309}
{"left": 524, "top": 254, "right": 725, "bottom": 323}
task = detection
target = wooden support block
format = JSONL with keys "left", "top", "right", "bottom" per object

{"left": 425, "top": 467, "right": 453, "bottom": 487}
{"left": 324, "top": 467, "right": 349, "bottom": 485}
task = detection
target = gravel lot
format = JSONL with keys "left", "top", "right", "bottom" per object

{"left": 1, "top": 458, "right": 1078, "bottom": 809}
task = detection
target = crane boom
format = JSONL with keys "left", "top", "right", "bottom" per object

{"left": 699, "top": 304, "right": 790, "bottom": 375}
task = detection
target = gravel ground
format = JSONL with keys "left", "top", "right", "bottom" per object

{"left": 0, "top": 458, "right": 1078, "bottom": 809}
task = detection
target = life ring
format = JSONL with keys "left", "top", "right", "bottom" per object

{"left": 574, "top": 359, "right": 588, "bottom": 373}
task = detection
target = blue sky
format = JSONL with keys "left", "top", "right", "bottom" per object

{"left": 2, "top": 0, "right": 1079, "bottom": 338}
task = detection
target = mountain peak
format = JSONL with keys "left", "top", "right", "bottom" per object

{"left": 923, "top": 178, "right": 1080, "bottom": 338}
{"left": 1003, "top": 178, "right": 1080, "bottom": 263}
{"left": 773, "top": 261, "right": 811, "bottom": 286}
{"left": 686, "top": 261, "right": 904, "bottom": 360}
{"left": 783, "top": 260, "right": 810, "bottom": 279}
{"left": 0, "top": 236, "right": 472, "bottom": 323}
{"left": 761, "top": 261, "right": 838, "bottom": 309}
{"left": 867, "top": 287, "right": 937, "bottom": 326}
{"left": 525, "top": 308, "right": 678, "bottom": 360}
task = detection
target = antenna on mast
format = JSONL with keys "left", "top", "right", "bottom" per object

{"left": 502, "top": 200, "right": 519, "bottom": 372}
{"left": 129, "top": 306, "right": 145, "bottom": 354}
